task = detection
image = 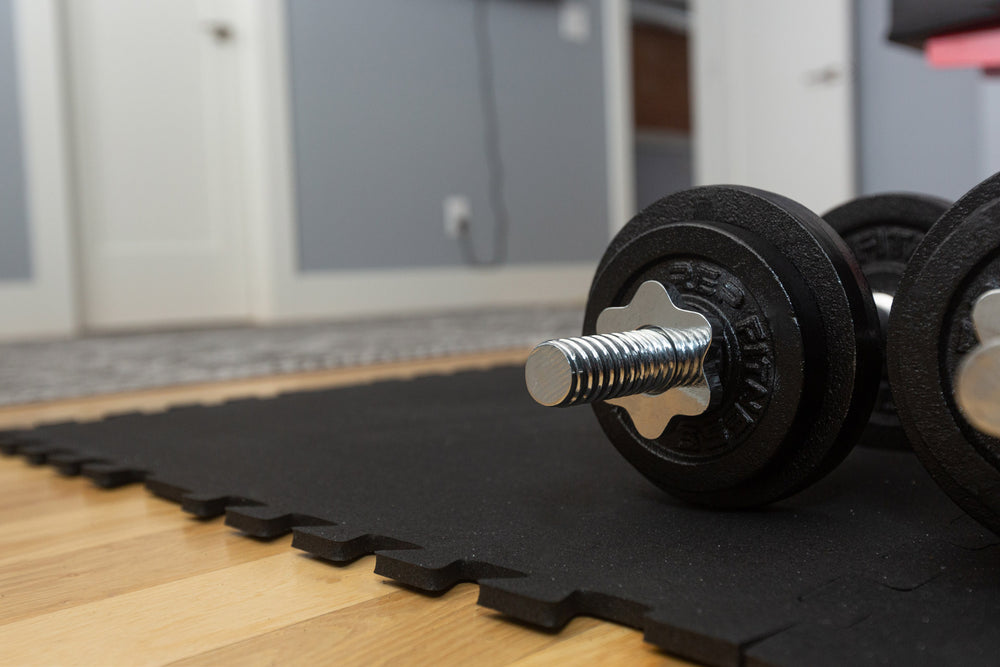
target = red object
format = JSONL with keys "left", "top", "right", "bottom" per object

{"left": 926, "top": 26, "right": 1000, "bottom": 69}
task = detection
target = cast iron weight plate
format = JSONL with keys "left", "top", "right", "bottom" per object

{"left": 584, "top": 185, "right": 881, "bottom": 508}
{"left": 824, "top": 193, "right": 950, "bottom": 449}
{"left": 889, "top": 172, "right": 1000, "bottom": 535}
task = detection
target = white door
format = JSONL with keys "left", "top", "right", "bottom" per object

{"left": 690, "top": 0, "right": 855, "bottom": 213}
{"left": 65, "top": 0, "right": 250, "bottom": 330}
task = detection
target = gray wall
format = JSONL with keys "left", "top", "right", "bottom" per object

{"left": 855, "top": 0, "right": 983, "bottom": 201}
{"left": 634, "top": 135, "right": 691, "bottom": 211}
{"left": 0, "top": 0, "right": 31, "bottom": 282}
{"left": 286, "top": 0, "right": 609, "bottom": 271}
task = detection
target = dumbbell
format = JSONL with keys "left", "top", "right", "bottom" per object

{"left": 523, "top": 185, "right": 950, "bottom": 508}
{"left": 889, "top": 172, "right": 1000, "bottom": 535}
{"left": 823, "top": 193, "right": 950, "bottom": 449}
{"left": 525, "top": 185, "right": 884, "bottom": 508}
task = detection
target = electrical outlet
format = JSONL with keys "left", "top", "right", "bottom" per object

{"left": 443, "top": 195, "right": 471, "bottom": 239}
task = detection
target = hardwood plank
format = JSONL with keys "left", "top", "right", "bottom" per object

{"left": 0, "top": 487, "right": 179, "bottom": 568}
{"left": 0, "top": 552, "right": 394, "bottom": 666}
{"left": 0, "top": 514, "right": 287, "bottom": 625}
{"left": 510, "top": 623, "right": 688, "bottom": 666}
{"left": 0, "top": 466, "right": 119, "bottom": 523}
{"left": 169, "top": 583, "right": 606, "bottom": 667}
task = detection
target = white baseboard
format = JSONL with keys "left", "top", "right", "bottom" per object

{"left": 0, "top": 282, "right": 75, "bottom": 341}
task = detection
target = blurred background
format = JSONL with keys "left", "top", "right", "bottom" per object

{"left": 0, "top": 0, "right": 997, "bottom": 398}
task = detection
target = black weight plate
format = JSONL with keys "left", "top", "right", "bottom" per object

{"left": 904, "top": 172, "right": 1000, "bottom": 282}
{"left": 824, "top": 193, "right": 949, "bottom": 449}
{"left": 889, "top": 183, "right": 1000, "bottom": 535}
{"left": 584, "top": 185, "right": 881, "bottom": 508}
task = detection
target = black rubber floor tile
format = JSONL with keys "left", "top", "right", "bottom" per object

{"left": 5, "top": 367, "right": 999, "bottom": 666}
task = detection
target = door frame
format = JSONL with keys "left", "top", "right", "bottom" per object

{"left": 0, "top": 0, "right": 77, "bottom": 341}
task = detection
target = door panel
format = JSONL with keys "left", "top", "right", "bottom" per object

{"left": 66, "top": 0, "right": 249, "bottom": 329}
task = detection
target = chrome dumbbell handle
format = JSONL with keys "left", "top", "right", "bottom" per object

{"left": 525, "top": 281, "right": 713, "bottom": 439}
{"left": 526, "top": 327, "right": 709, "bottom": 408}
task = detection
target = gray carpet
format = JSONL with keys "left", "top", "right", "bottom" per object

{"left": 0, "top": 305, "right": 582, "bottom": 406}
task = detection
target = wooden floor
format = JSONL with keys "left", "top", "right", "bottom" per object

{"left": 0, "top": 350, "right": 688, "bottom": 666}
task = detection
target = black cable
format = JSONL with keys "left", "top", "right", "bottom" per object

{"left": 464, "top": 0, "right": 510, "bottom": 266}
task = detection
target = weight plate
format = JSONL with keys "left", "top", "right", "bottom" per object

{"left": 904, "top": 172, "right": 1000, "bottom": 281}
{"left": 824, "top": 193, "right": 949, "bottom": 449}
{"left": 889, "top": 178, "right": 1000, "bottom": 535}
{"left": 585, "top": 185, "right": 881, "bottom": 508}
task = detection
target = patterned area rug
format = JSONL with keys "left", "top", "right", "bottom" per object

{"left": 0, "top": 305, "right": 582, "bottom": 406}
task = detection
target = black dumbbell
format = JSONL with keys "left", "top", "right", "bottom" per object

{"left": 525, "top": 185, "right": 883, "bottom": 508}
{"left": 823, "top": 193, "right": 950, "bottom": 449}
{"left": 889, "top": 172, "right": 1000, "bottom": 535}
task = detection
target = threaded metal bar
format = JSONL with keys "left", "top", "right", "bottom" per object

{"left": 524, "top": 326, "right": 711, "bottom": 408}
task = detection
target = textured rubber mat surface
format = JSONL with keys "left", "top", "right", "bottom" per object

{"left": 3, "top": 367, "right": 999, "bottom": 666}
